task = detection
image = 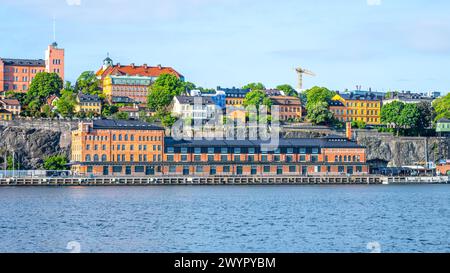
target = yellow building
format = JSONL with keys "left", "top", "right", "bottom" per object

{"left": 332, "top": 93, "right": 382, "bottom": 125}
{"left": 75, "top": 93, "right": 102, "bottom": 115}
{"left": 0, "top": 109, "right": 12, "bottom": 120}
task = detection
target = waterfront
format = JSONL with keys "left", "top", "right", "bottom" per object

{"left": 0, "top": 185, "right": 448, "bottom": 253}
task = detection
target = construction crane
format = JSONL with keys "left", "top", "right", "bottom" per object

{"left": 295, "top": 67, "right": 316, "bottom": 90}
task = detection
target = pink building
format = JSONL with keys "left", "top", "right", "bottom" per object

{"left": 0, "top": 42, "right": 65, "bottom": 93}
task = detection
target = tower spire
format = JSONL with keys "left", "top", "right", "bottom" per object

{"left": 53, "top": 16, "right": 56, "bottom": 43}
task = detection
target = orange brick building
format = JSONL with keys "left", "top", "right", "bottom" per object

{"left": 71, "top": 120, "right": 368, "bottom": 176}
{"left": 0, "top": 42, "right": 64, "bottom": 92}
{"left": 270, "top": 96, "right": 302, "bottom": 122}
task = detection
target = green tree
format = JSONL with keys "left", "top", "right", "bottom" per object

{"left": 242, "top": 82, "right": 265, "bottom": 91}
{"left": 416, "top": 101, "right": 435, "bottom": 132}
{"left": 432, "top": 93, "right": 450, "bottom": 123}
{"left": 351, "top": 120, "right": 367, "bottom": 129}
{"left": 114, "top": 112, "right": 129, "bottom": 120}
{"left": 24, "top": 72, "right": 63, "bottom": 116}
{"left": 306, "top": 102, "right": 334, "bottom": 125}
{"left": 398, "top": 103, "right": 421, "bottom": 130}
{"left": 76, "top": 71, "right": 101, "bottom": 96}
{"left": 102, "top": 104, "right": 119, "bottom": 117}
{"left": 304, "top": 86, "right": 335, "bottom": 107}
{"left": 147, "top": 74, "right": 185, "bottom": 111}
{"left": 184, "top": 82, "right": 196, "bottom": 92}
{"left": 43, "top": 155, "right": 69, "bottom": 170}
{"left": 243, "top": 90, "right": 273, "bottom": 109}
{"left": 381, "top": 101, "right": 404, "bottom": 135}
{"left": 276, "top": 84, "right": 297, "bottom": 96}
{"left": 55, "top": 85, "right": 77, "bottom": 118}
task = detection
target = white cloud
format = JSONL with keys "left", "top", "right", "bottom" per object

{"left": 367, "top": 0, "right": 381, "bottom": 6}
{"left": 66, "top": 0, "right": 81, "bottom": 6}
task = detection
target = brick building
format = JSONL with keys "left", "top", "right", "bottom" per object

{"left": 0, "top": 42, "right": 64, "bottom": 92}
{"left": 270, "top": 96, "right": 302, "bottom": 122}
{"left": 70, "top": 120, "right": 369, "bottom": 176}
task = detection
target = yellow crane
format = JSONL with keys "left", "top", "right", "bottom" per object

{"left": 295, "top": 67, "right": 316, "bottom": 90}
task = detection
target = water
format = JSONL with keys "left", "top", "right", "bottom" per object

{"left": 0, "top": 185, "right": 448, "bottom": 253}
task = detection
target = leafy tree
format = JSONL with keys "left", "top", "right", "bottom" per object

{"left": 55, "top": 84, "right": 77, "bottom": 118}
{"left": 184, "top": 82, "right": 196, "bottom": 92}
{"left": 416, "top": 101, "right": 435, "bottom": 131}
{"left": 351, "top": 120, "right": 367, "bottom": 129}
{"left": 432, "top": 93, "right": 450, "bottom": 123}
{"left": 114, "top": 112, "right": 129, "bottom": 120}
{"left": 242, "top": 82, "right": 265, "bottom": 91}
{"left": 24, "top": 72, "right": 63, "bottom": 116}
{"left": 76, "top": 71, "right": 101, "bottom": 96}
{"left": 307, "top": 102, "right": 334, "bottom": 125}
{"left": 398, "top": 103, "right": 421, "bottom": 130}
{"left": 102, "top": 104, "right": 119, "bottom": 117}
{"left": 243, "top": 90, "right": 272, "bottom": 108}
{"left": 276, "top": 84, "right": 297, "bottom": 97}
{"left": 43, "top": 155, "right": 69, "bottom": 170}
{"left": 304, "top": 86, "right": 335, "bottom": 107}
{"left": 147, "top": 74, "right": 185, "bottom": 112}
{"left": 381, "top": 101, "right": 404, "bottom": 136}
{"left": 41, "top": 105, "right": 54, "bottom": 118}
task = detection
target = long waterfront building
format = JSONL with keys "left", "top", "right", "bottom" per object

{"left": 70, "top": 120, "right": 369, "bottom": 176}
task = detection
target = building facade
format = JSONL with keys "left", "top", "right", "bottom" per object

{"left": 270, "top": 96, "right": 302, "bottom": 122}
{"left": 0, "top": 109, "right": 12, "bottom": 121}
{"left": 70, "top": 120, "right": 369, "bottom": 176}
{"left": 436, "top": 118, "right": 450, "bottom": 137}
{"left": 171, "top": 96, "right": 217, "bottom": 122}
{"left": 218, "top": 86, "right": 250, "bottom": 108}
{"left": 332, "top": 92, "right": 382, "bottom": 125}
{"left": 0, "top": 42, "right": 64, "bottom": 92}
{"left": 96, "top": 57, "right": 184, "bottom": 104}
{"left": 75, "top": 93, "right": 102, "bottom": 115}
{"left": 0, "top": 98, "right": 21, "bottom": 116}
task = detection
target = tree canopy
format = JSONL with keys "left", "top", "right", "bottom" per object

{"left": 147, "top": 74, "right": 186, "bottom": 112}
{"left": 43, "top": 155, "right": 69, "bottom": 170}
{"left": 433, "top": 93, "right": 450, "bottom": 123}
{"left": 276, "top": 84, "right": 297, "bottom": 97}
{"left": 23, "top": 72, "right": 63, "bottom": 116}
{"left": 243, "top": 90, "right": 272, "bottom": 109}
{"left": 381, "top": 101, "right": 422, "bottom": 136}
{"left": 304, "top": 86, "right": 336, "bottom": 107}
{"left": 76, "top": 71, "right": 102, "bottom": 96}
{"left": 306, "top": 101, "right": 334, "bottom": 125}
{"left": 242, "top": 82, "right": 265, "bottom": 91}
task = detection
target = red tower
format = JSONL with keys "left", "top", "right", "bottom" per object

{"left": 45, "top": 42, "right": 65, "bottom": 81}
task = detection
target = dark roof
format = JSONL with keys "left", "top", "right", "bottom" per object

{"left": 270, "top": 96, "right": 301, "bottom": 106}
{"left": 339, "top": 92, "right": 381, "bottom": 101}
{"left": 0, "top": 58, "right": 45, "bottom": 67}
{"left": 175, "top": 96, "right": 215, "bottom": 105}
{"left": 93, "top": 119, "right": 164, "bottom": 130}
{"left": 265, "top": 89, "right": 284, "bottom": 97}
{"left": 328, "top": 100, "right": 345, "bottom": 107}
{"left": 217, "top": 86, "right": 250, "bottom": 98}
{"left": 164, "top": 135, "right": 363, "bottom": 149}
{"left": 0, "top": 109, "right": 11, "bottom": 114}
{"left": 111, "top": 96, "right": 136, "bottom": 104}
{"left": 78, "top": 93, "right": 101, "bottom": 103}
{"left": 438, "top": 118, "right": 450, "bottom": 123}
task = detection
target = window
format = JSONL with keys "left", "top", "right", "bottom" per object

{"left": 101, "top": 155, "right": 107, "bottom": 161}
{"left": 261, "top": 155, "right": 268, "bottom": 162}
{"left": 221, "top": 148, "right": 228, "bottom": 154}
{"left": 263, "top": 166, "right": 271, "bottom": 173}
{"left": 169, "top": 166, "right": 177, "bottom": 173}
{"left": 223, "top": 166, "right": 230, "bottom": 173}
{"left": 167, "top": 155, "right": 174, "bottom": 161}
{"left": 86, "top": 144, "right": 90, "bottom": 150}
{"left": 194, "top": 155, "right": 202, "bottom": 162}
{"left": 289, "top": 166, "right": 296, "bottom": 173}
{"left": 312, "top": 148, "right": 319, "bottom": 154}
{"left": 196, "top": 166, "right": 203, "bottom": 173}
{"left": 234, "top": 148, "right": 241, "bottom": 154}
{"left": 299, "top": 148, "right": 306, "bottom": 154}
{"left": 208, "top": 147, "right": 215, "bottom": 154}
{"left": 208, "top": 155, "right": 214, "bottom": 162}
{"left": 93, "top": 154, "right": 99, "bottom": 161}
{"left": 221, "top": 155, "right": 228, "bottom": 162}
{"left": 181, "top": 155, "right": 188, "bottom": 161}
{"left": 85, "top": 155, "right": 91, "bottom": 162}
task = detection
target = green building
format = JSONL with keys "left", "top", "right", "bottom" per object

{"left": 436, "top": 118, "right": 450, "bottom": 137}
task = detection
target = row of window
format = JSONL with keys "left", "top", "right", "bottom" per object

{"left": 3, "top": 68, "right": 44, "bottom": 73}
{"left": 166, "top": 147, "right": 320, "bottom": 155}
{"left": 3, "top": 84, "right": 27, "bottom": 91}
{"left": 84, "top": 135, "right": 162, "bottom": 142}
{"left": 85, "top": 154, "right": 162, "bottom": 162}
{"left": 346, "top": 102, "right": 380, "bottom": 107}
{"left": 165, "top": 154, "right": 361, "bottom": 163}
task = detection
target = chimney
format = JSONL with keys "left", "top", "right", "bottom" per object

{"left": 131, "top": 63, "right": 135, "bottom": 68}
{"left": 157, "top": 64, "right": 162, "bottom": 69}
{"left": 117, "top": 63, "right": 121, "bottom": 67}
{"left": 143, "top": 64, "right": 148, "bottom": 69}
{"left": 346, "top": 122, "right": 353, "bottom": 140}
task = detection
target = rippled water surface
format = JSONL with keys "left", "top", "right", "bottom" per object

{"left": 0, "top": 185, "right": 448, "bottom": 253}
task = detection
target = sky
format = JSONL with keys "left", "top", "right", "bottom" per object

{"left": 0, "top": 0, "right": 449, "bottom": 93}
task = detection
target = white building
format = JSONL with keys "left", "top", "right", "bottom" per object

{"left": 171, "top": 96, "right": 217, "bottom": 121}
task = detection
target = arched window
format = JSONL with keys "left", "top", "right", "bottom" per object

{"left": 94, "top": 154, "right": 99, "bottom": 162}
{"left": 125, "top": 134, "right": 128, "bottom": 141}
{"left": 335, "top": 155, "right": 339, "bottom": 162}
{"left": 339, "top": 156, "right": 342, "bottom": 162}
{"left": 85, "top": 155, "right": 91, "bottom": 162}
{"left": 344, "top": 155, "right": 347, "bottom": 162}
{"left": 130, "top": 135, "right": 134, "bottom": 141}
{"left": 353, "top": 156, "right": 356, "bottom": 162}
{"left": 101, "top": 155, "right": 107, "bottom": 162}
{"left": 118, "top": 135, "right": 122, "bottom": 141}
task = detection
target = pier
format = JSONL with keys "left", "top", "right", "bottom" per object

{"left": 0, "top": 175, "right": 448, "bottom": 186}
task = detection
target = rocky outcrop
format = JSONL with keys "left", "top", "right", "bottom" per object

{"left": 0, "top": 125, "right": 70, "bottom": 170}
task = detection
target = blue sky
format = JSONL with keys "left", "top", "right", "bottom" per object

{"left": 1, "top": 0, "right": 449, "bottom": 93}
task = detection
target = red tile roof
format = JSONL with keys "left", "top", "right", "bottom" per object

{"left": 0, "top": 99, "right": 21, "bottom": 106}
{"left": 97, "top": 64, "right": 183, "bottom": 80}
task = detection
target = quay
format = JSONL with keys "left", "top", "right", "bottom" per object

{"left": 0, "top": 175, "right": 448, "bottom": 186}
